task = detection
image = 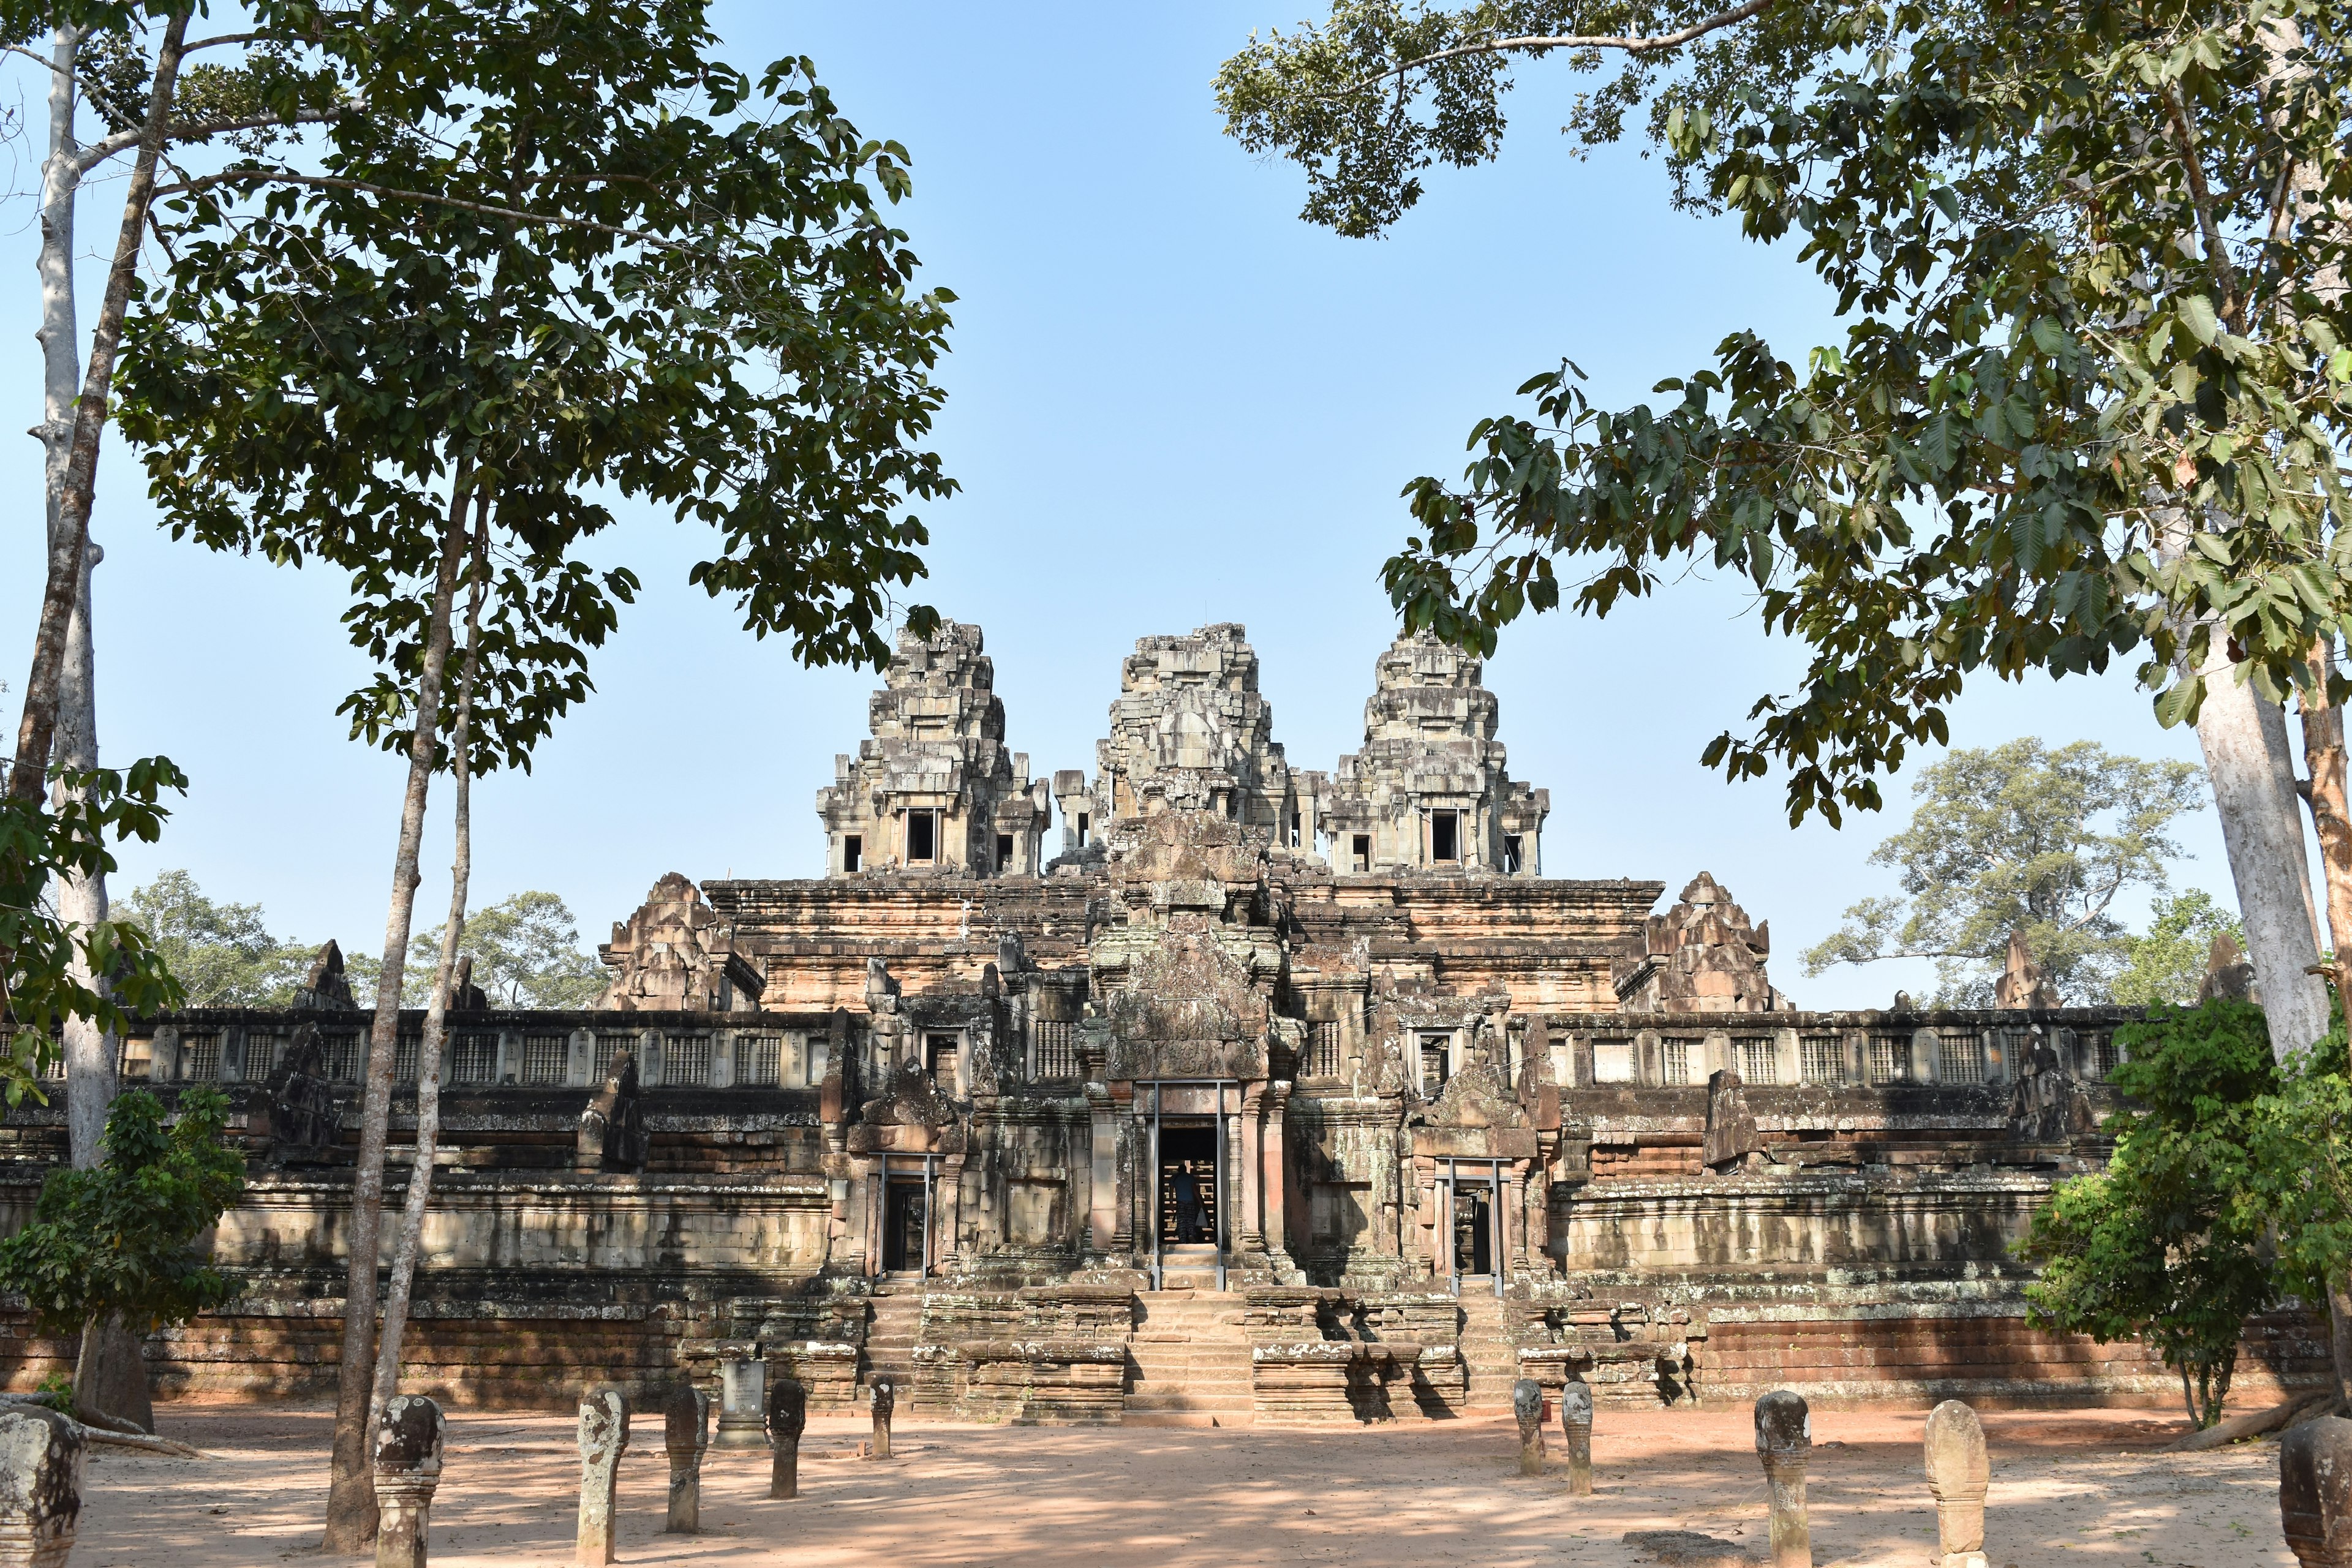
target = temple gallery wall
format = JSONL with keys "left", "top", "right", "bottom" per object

{"left": 0, "top": 622, "right": 2321, "bottom": 1425}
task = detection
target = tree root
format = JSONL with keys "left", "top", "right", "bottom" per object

{"left": 2165, "top": 1389, "right": 2343, "bottom": 1451}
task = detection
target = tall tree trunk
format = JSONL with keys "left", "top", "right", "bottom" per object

{"left": 2301, "top": 641, "right": 2352, "bottom": 967}
{"left": 321, "top": 468, "right": 473, "bottom": 1553}
{"left": 2259, "top": 693, "right": 2326, "bottom": 953}
{"left": 2196, "top": 650, "right": 2334, "bottom": 1061}
{"left": 371, "top": 499, "right": 486, "bottom": 1411}
{"left": 7, "top": 7, "right": 188, "bottom": 802}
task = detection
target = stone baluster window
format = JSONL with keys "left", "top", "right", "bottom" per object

{"left": 2087, "top": 1031, "right": 2122, "bottom": 1079}
{"left": 118, "top": 1037, "right": 154, "bottom": 1082}
{"left": 451, "top": 1033, "right": 498, "bottom": 1084}
{"left": 1032, "top": 1021, "right": 1078, "bottom": 1080}
{"left": 183, "top": 1033, "right": 221, "bottom": 1082}
{"left": 1306, "top": 1021, "right": 1341, "bottom": 1079}
{"left": 736, "top": 1035, "right": 782, "bottom": 1087}
{"left": 1938, "top": 1033, "right": 1988, "bottom": 1085}
{"left": 1798, "top": 1035, "right": 1844, "bottom": 1085}
{"left": 1737, "top": 1037, "right": 1778, "bottom": 1085}
{"left": 1660, "top": 1038, "right": 1692, "bottom": 1085}
{"left": 594, "top": 1034, "right": 635, "bottom": 1081}
{"left": 325, "top": 1031, "right": 364, "bottom": 1083}
{"left": 522, "top": 1035, "right": 568, "bottom": 1085}
{"left": 663, "top": 1035, "right": 712, "bottom": 1087}
{"left": 1867, "top": 1034, "right": 1910, "bottom": 1085}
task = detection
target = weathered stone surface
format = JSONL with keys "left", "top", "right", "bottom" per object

{"left": 1615, "top": 873, "right": 1786, "bottom": 1014}
{"left": 2282, "top": 1416, "right": 2352, "bottom": 1568}
{"left": 1703, "top": 1069, "right": 1763, "bottom": 1172}
{"left": 2008, "top": 1038, "right": 2096, "bottom": 1144}
{"left": 767, "top": 1378, "right": 808, "bottom": 1498}
{"left": 714, "top": 1357, "right": 767, "bottom": 1449}
{"left": 2200, "top": 930, "right": 2261, "bottom": 1004}
{"left": 1923, "top": 1398, "right": 1989, "bottom": 1568}
{"left": 575, "top": 1385, "right": 628, "bottom": 1566}
{"left": 870, "top": 1379, "right": 896, "bottom": 1460}
{"left": 292, "top": 940, "right": 360, "bottom": 1011}
{"left": 596, "top": 873, "right": 764, "bottom": 1012}
{"left": 251, "top": 1022, "right": 343, "bottom": 1164}
{"left": 1513, "top": 1378, "right": 1545, "bottom": 1474}
{"left": 372, "top": 1393, "right": 443, "bottom": 1568}
{"left": 1754, "top": 1390, "right": 1812, "bottom": 1568}
{"left": 663, "top": 1381, "right": 707, "bottom": 1535}
{"left": 0, "top": 1406, "right": 80, "bottom": 1568}
{"left": 1559, "top": 1379, "right": 1595, "bottom": 1495}
{"left": 1080, "top": 624, "right": 1296, "bottom": 829}
{"left": 574, "top": 1054, "right": 649, "bottom": 1174}
{"left": 1993, "top": 930, "right": 2060, "bottom": 1009}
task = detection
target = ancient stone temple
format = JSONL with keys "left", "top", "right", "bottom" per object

{"left": 0, "top": 620, "right": 2322, "bottom": 1425}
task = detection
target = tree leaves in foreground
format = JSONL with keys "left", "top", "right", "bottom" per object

{"left": 1801, "top": 739, "right": 2206, "bottom": 1003}
{"left": 0, "top": 1085, "right": 244, "bottom": 1338}
{"left": 2021, "top": 998, "right": 2278, "bottom": 1428}
{"left": 0, "top": 761, "right": 185, "bottom": 1101}
{"left": 1220, "top": 0, "right": 2352, "bottom": 826}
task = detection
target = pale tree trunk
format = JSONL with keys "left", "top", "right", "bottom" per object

{"left": 2258, "top": 693, "right": 2326, "bottom": 953}
{"left": 2299, "top": 642, "right": 2352, "bottom": 966}
{"left": 322, "top": 469, "right": 473, "bottom": 1554}
{"left": 372, "top": 499, "right": 486, "bottom": 1411}
{"left": 7, "top": 7, "right": 189, "bottom": 802}
{"left": 2196, "top": 647, "right": 2333, "bottom": 1063}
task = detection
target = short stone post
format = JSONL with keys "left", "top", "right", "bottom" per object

{"left": 1754, "top": 1390, "right": 1812, "bottom": 1568}
{"left": 768, "top": 1379, "right": 809, "bottom": 1500}
{"left": 575, "top": 1385, "right": 630, "bottom": 1567}
{"left": 372, "top": 1395, "right": 445, "bottom": 1568}
{"left": 2282, "top": 1415, "right": 2352, "bottom": 1567}
{"left": 663, "top": 1382, "right": 708, "bottom": 1536}
{"left": 1512, "top": 1378, "right": 1545, "bottom": 1476}
{"left": 869, "top": 1379, "right": 896, "bottom": 1461}
{"left": 715, "top": 1356, "right": 768, "bottom": 1448}
{"left": 0, "top": 1405, "right": 82, "bottom": 1568}
{"left": 1924, "top": 1400, "right": 1990, "bottom": 1568}
{"left": 1559, "top": 1379, "right": 1594, "bottom": 1496}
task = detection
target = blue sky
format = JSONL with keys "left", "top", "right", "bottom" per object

{"left": 0, "top": 3, "right": 2237, "bottom": 1007}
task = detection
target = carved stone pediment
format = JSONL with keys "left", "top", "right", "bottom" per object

{"left": 848, "top": 1062, "right": 966, "bottom": 1154}
{"left": 1100, "top": 921, "right": 1272, "bottom": 1083}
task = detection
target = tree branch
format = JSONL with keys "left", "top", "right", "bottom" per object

{"left": 1326, "top": 0, "right": 1776, "bottom": 98}
{"left": 2160, "top": 80, "right": 2244, "bottom": 331}
{"left": 77, "top": 107, "right": 350, "bottom": 172}
{"left": 154, "top": 169, "right": 698, "bottom": 253}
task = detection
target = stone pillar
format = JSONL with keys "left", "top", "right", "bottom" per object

{"left": 716, "top": 1357, "right": 767, "bottom": 1447}
{"left": 1085, "top": 1085, "right": 1117, "bottom": 1256}
{"left": 663, "top": 1382, "right": 707, "bottom": 1536}
{"left": 1754, "top": 1390, "right": 1812, "bottom": 1568}
{"left": 1923, "top": 1400, "right": 1989, "bottom": 1568}
{"left": 1240, "top": 1083, "right": 1267, "bottom": 1253}
{"left": 372, "top": 1395, "right": 443, "bottom": 1568}
{"left": 869, "top": 1379, "right": 897, "bottom": 1460}
{"left": 0, "top": 1406, "right": 81, "bottom": 1568}
{"left": 768, "top": 1379, "right": 808, "bottom": 1500}
{"left": 1559, "top": 1380, "right": 1594, "bottom": 1496}
{"left": 2282, "top": 1417, "right": 2352, "bottom": 1567}
{"left": 575, "top": 1385, "right": 629, "bottom": 1567}
{"left": 1264, "top": 1082, "right": 1292, "bottom": 1268}
{"left": 1512, "top": 1379, "right": 1545, "bottom": 1476}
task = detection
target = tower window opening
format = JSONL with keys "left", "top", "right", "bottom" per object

{"left": 1289, "top": 809, "right": 1302, "bottom": 848}
{"left": 996, "top": 833, "right": 1014, "bottom": 872}
{"left": 907, "top": 810, "right": 938, "bottom": 863}
{"left": 1077, "top": 812, "right": 1090, "bottom": 848}
{"left": 843, "top": 834, "right": 862, "bottom": 873}
{"left": 1503, "top": 834, "right": 1523, "bottom": 873}
{"left": 1431, "top": 810, "right": 1460, "bottom": 862}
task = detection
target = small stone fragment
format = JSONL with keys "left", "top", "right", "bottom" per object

{"left": 1923, "top": 1399, "right": 1990, "bottom": 1568}
{"left": 1513, "top": 1378, "right": 1545, "bottom": 1476}
{"left": 0, "top": 1405, "right": 81, "bottom": 1568}
{"left": 1754, "top": 1389, "right": 1812, "bottom": 1568}
{"left": 575, "top": 1385, "right": 630, "bottom": 1566}
{"left": 768, "top": 1378, "right": 809, "bottom": 1500}
{"left": 870, "top": 1379, "right": 897, "bottom": 1461}
{"left": 1559, "top": 1379, "right": 1594, "bottom": 1496}
{"left": 2282, "top": 1416, "right": 2352, "bottom": 1568}
{"left": 663, "top": 1381, "right": 707, "bottom": 1536}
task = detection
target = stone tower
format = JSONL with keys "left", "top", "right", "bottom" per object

{"left": 1321, "top": 633, "right": 1548, "bottom": 875}
{"left": 816, "top": 620, "right": 1050, "bottom": 878}
{"left": 1085, "top": 624, "right": 1302, "bottom": 840}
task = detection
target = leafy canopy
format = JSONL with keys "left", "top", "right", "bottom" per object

{"left": 2021, "top": 998, "right": 2278, "bottom": 1428}
{"left": 0, "top": 1085, "right": 245, "bottom": 1336}
{"left": 119, "top": 869, "right": 314, "bottom": 1008}
{"left": 1801, "top": 738, "right": 2207, "bottom": 1003}
{"left": 2111, "top": 888, "right": 2244, "bottom": 1006}
{"left": 350, "top": 891, "right": 605, "bottom": 1010}
{"left": 1219, "top": 0, "right": 2352, "bottom": 825}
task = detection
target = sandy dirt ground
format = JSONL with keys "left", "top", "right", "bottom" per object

{"left": 74, "top": 1401, "right": 2291, "bottom": 1567}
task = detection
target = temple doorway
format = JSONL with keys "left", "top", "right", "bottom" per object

{"left": 1156, "top": 1124, "right": 1220, "bottom": 1248}
{"left": 883, "top": 1178, "right": 929, "bottom": 1273}
{"left": 1451, "top": 1184, "right": 1493, "bottom": 1278}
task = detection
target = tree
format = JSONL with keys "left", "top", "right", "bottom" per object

{"left": 423, "top": 892, "right": 605, "bottom": 1010}
{"left": 2114, "top": 890, "right": 2247, "bottom": 1007}
{"left": 1216, "top": 0, "right": 2352, "bottom": 1068}
{"left": 113, "top": 4, "right": 955, "bottom": 1544}
{"left": 2244, "top": 1027, "right": 2352, "bottom": 1400}
{"left": 1802, "top": 739, "right": 2207, "bottom": 1003}
{"left": 118, "top": 870, "right": 312, "bottom": 1007}
{"left": 0, "top": 1085, "right": 244, "bottom": 1420}
{"left": 2021, "top": 998, "right": 2280, "bottom": 1429}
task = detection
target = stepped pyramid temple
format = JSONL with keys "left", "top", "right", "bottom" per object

{"left": 0, "top": 622, "right": 2320, "bottom": 1422}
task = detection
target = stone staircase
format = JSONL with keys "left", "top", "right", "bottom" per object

{"left": 862, "top": 1284, "right": 926, "bottom": 1407}
{"left": 1125, "top": 1289, "right": 1254, "bottom": 1427}
{"left": 1457, "top": 1288, "right": 1521, "bottom": 1412}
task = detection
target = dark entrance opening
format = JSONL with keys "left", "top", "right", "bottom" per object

{"left": 1156, "top": 1125, "right": 1219, "bottom": 1248}
{"left": 1431, "top": 810, "right": 1460, "bottom": 862}
{"left": 883, "top": 1178, "right": 928, "bottom": 1272}
{"left": 1452, "top": 1183, "right": 1493, "bottom": 1277}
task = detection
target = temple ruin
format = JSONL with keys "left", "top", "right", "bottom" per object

{"left": 1, "top": 620, "right": 2321, "bottom": 1424}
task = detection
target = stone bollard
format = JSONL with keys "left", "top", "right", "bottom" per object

{"left": 372, "top": 1395, "right": 445, "bottom": 1568}
{"left": 1559, "top": 1379, "right": 1594, "bottom": 1496}
{"left": 1924, "top": 1400, "right": 1990, "bottom": 1568}
{"left": 1513, "top": 1379, "right": 1546, "bottom": 1476}
{"left": 2282, "top": 1415, "right": 2352, "bottom": 1567}
{"left": 0, "top": 1405, "right": 82, "bottom": 1568}
{"left": 663, "top": 1381, "right": 709, "bottom": 1536}
{"left": 870, "top": 1379, "right": 896, "bottom": 1461}
{"left": 575, "top": 1385, "right": 630, "bottom": 1567}
{"left": 715, "top": 1356, "right": 768, "bottom": 1448}
{"left": 768, "top": 1379, "right": 809, "bottom": 1500}
{"left": 1754, "top": 1390, "right": 1812, "bottom": 1568}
